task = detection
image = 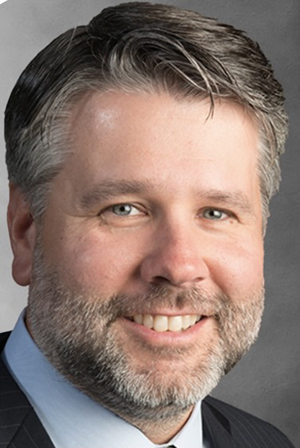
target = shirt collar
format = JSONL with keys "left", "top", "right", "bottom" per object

{"left": 3, "top": 310, "right": 204, "bottom": 448}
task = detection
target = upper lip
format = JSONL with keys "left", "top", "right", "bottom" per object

{"left": 124, "top": 310, "right": 210, "bottom": 317}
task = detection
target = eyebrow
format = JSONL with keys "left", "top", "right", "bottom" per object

{"left": 79, "top": 180, "right": 153, "bottom": 209}
{"left": 200, "top": 190, "right": 254, "bottom": 214}
{"left": 79, "top": 180, "right": 254, "bottom": 214}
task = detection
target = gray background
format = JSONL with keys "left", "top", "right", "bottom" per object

{"left": 0, "top": 0, "right": 299, "bottom": 445}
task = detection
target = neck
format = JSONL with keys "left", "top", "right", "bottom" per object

{"left": 117, "top": 406, "right": 194, "bottom": 444}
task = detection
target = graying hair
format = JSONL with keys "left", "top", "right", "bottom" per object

{"left": 5, "top": 2, "right": 288, "bottom": 223}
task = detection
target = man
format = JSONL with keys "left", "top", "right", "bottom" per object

{"left": 0, "top": 2, "right": 294, "bottom": 447}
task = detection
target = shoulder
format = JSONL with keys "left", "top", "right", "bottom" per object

{"left": 203, "top": 396, "right": 295, "bottom": 448}
{"left": 0, "top": 331, "right": 10, "bottom": 350}
{"left": 0, "top": 332, "right": 54, "bottom": 448}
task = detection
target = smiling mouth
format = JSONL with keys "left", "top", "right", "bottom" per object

{"left": 126, "top": 314, "right": 205, "bottom": 332}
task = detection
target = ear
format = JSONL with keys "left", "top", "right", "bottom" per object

{"left": 7, "top": 183, "right": 36, "bottom": 286}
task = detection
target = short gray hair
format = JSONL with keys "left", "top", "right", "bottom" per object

{"left": 5, "top": 2, "right": 288, "bottom": 222}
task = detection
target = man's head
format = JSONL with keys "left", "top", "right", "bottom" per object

{"left": 5, "top": 2, "right": 287, "bottom": 441}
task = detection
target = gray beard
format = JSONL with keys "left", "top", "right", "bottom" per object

{"left": 26, "top": 243, "right": 264, "bottom": 426}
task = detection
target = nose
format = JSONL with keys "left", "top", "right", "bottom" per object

{"left": 139, "top": 220, "right": 209, "bottom": 288}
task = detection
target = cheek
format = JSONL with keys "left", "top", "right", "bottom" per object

{"left": 209, "top": 239, "right": 264, "bottom": 300}
{"left": 47, "top": 230, "right": 143, "bottom": 295}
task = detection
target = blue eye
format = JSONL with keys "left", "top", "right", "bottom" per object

{"left": 111, "top": 204, "right": 138, "bottom": 216}
{"left": 203, "top": 209, "right": 227, "bottom": 220}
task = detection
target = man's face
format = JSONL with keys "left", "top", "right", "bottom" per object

{"left": 27, "top": 91, "right": 264, "bottom": 421}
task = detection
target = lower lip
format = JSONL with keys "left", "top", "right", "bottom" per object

{"left": 120, "top": 316, "right": 212, "bottom": 345}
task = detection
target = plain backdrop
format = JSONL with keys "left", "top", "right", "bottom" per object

{"left": 0, "top": 0, "right": 299, "bottom": 445}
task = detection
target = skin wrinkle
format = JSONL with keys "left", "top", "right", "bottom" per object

{"left": 79, "top": 181, "right": 255, "bottom": 217}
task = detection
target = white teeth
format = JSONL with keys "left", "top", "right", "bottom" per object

{"left": 143, "top": 314, "right": 154, "bottom": 329}
{"left": 168, "top": 316, "right": 183, "bottom": 332}
{"left": 133, "top": 314, "right": 201, "bottom": 332}
{"left": 133, "top": 314, "right": 143, "bottom": 325}
{"left": 182, "top": 315, "right": 193, "bottom": 330}
{"left": 153, "top": 315, "right": 168, "bottom": 332}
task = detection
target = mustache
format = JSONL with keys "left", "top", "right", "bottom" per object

{"left": 29, "top": 257, "right": 231, "bottom": 329}
{"left": 82, "top": 284, "right": 231, "bottom": 323}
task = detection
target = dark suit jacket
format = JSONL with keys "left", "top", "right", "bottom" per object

{"left": 0, "top": 332, "right": 295, "bottom": 448}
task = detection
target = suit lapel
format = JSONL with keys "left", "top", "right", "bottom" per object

{"left": 202, "top": 397, "right": 238, "bottom": 448}
{"left": 6, "top": 408, "right": 54, "bottom": 448}
{"left": 0, "top": 332, "right": 54, "bottom": 448}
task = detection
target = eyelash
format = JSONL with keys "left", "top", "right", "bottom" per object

{"left": 110, "top": 203, "right": 142, "bottom": 216}
{"left": 99, "top": 203, "right": 235, "bottom": 221}
{"left": 202, "top": 208, "right": 233, "bottom": 220}
{"left": 99, "top": 203, "right": 144, "bottom": 218}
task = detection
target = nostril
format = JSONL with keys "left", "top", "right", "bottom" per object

{"left": 151, "top": 274, "right": 205, "bottom": 288}
{"left": 139, "top": 242, "right": 210, "bottom": 286}
{"left": 152, "top": 275, "right": 173, "bottom": 284}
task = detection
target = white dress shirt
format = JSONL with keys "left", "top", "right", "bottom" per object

{"left": 2, "top": 310, "right": 208, "bottom": 448}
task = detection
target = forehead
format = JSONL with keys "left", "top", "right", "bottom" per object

{"left": 47, "top": 90, "right": 261, "bottom": 221}
{"left": 68, "top": 89, "right": 258, "bottom": 153}
{"left": 67, "top": 89, "right": 258, "bottom": 172}
{"left": 48, "top": 96, "right": 258, "bottom": 195}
